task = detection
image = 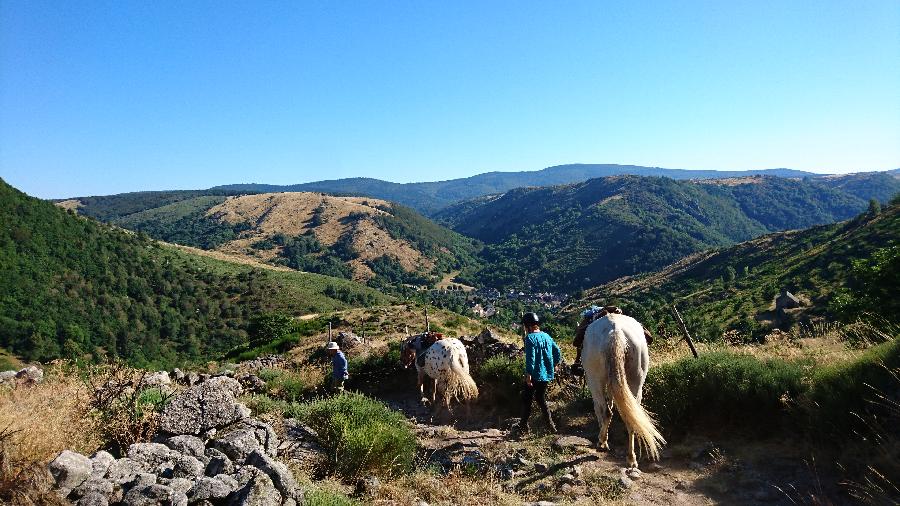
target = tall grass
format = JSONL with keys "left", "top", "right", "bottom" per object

{"left": 292, "top": 393, "right": 416, "bottom": 480}
{"left": 643, "top": 351, "right": 806, "bottom": 429}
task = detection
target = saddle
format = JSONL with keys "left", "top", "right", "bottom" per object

{"left": 415, "top": 332, "right": 444, "bottom": 368}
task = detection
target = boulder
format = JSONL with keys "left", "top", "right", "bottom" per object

{"left": 159, "top": 377, "right": 245, "bottom": 435}
{"left": 127, "top": 443, "right": 182, "bottom": 470}
{"left": 72, "top": 478, "right": 114, "bottom": 500}
{"left": 228, "top": 467, "right": 282, "bottom": 506}
{"left": 90, "top": 450, "right": 116, "bottom": 479}
{"left": 15, "top": 365, "right": 43, "bottom": 383}
{"left": 105, "top": 458, "right": 148, "bottom": 484}
{"left": 48, "top": 450, "right": 93, "bottom": 496}
{"left": 0, "top": 370, "right": 16, "bottom": 384}
{"left": 204, "top": 448, "right": 235, "bottom": 476}
{"left": 477, "top": 328, "right": 499, "bottom": 344}
{"left": 236, "top": 373, "right": 267, "bottom": 393}
{"left": 246, "top": 450, "right": 300, "bottom": 500}
{"left": 210, "top": 427, "right": 261, "bottom": 463}
{"left": 189, "top": 476, "right": 235, "bottom": 501}
{"left": 165, "top": 477, "right": 193, "bottom": 496}
{"left": 140, "top": 371, "right": 172, "bottom": 390}
{"left": 122, "top": 483, "right": 180, "bottom": 506}
{"left": 163, "top": 435, "right": 205, "bottom": 460}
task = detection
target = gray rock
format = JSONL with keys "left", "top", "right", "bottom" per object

{"left": 227, "top": 467, "right": 282, "bottom": 506}
{"left": 189, "top": 476, "right": 235, "bottom": 501}
{"left": 127, "top": 443, "right": 182, "bottom": 469}
{"left": 125, "top": 472, "right": 158, "bottom": 489}
{"left": 105, "top": 458, "right": 147, "bottom": 484}
{"left": 164, "top": 435, "right": 205, "bottom": 459}
{"left": 90, "top": 450, "right": 116, "bottom": 479}
{"left": 186, "top": 372, "right": 200, "bottom": 386}
{"left": 140, "top": 371, "right": 172, "bottom": 389}
{"left": 216, "top": 474, "right": 239, "bottom": 490}
{"left": 72, "top": 477, "right": 114, "bottom": 499}
{"left": 16, "top": 365, "right": 44, "bottom": 383}
{"left": 171, "top": 368, "right": 186, "bottom": 383}
{"left": 204, "top": 447, "right": 235, "bottom": 476}
{"left": 122, "top": 483, "right": 177, "bottom": 506}
{"left": 618, "top": 469, "right": 633, "bottom": 489}
{"left": 246, "top": 450, "right": 299, "bottom": 499}
{"left": 76, "top": 491, "right": 109, "bottom": 506}
{"left": 211, "top": 427, "right": 261, "bottom": 463}
{"left": 159, "top": 377, "right": 245, "bottom": 435}
{"left": 163, "top": 455, "right": 205, "bottom": 480}
{"left": 243, "top": 419, "right": 279, "bottom": 455}
{"left": 237, "top": 373, "right": 267, "bottom": 393}
{"left": 552, "top": 436, "right": 593, "bottom": 452}
{"left": 166, "top": 477, "right": 193, "bottom": 495}
{"left": 0, "top": 370, "right": 16, "bottom": 383}
{"left": 48, "top": 450, "right": 93, "bottom": 496}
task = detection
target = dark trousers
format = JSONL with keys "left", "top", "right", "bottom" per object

{"left": 521, "top": 380, "right": 552, "bottom": 426}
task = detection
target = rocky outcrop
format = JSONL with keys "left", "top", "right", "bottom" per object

{"left": 0, "top": 365, "right": 44, "bottom": 386}
{"left": 159, "top": 377, "right": 246, "bottom": 435}
{"left": 47, "top": 375, "right": 304, "bottom": 506}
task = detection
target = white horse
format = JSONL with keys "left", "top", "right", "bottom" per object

{"left": 401, "top": 335, "right": 479, "bottom": 416}
{"left": 582, "top": 313, "right": 665, "bottom": 471}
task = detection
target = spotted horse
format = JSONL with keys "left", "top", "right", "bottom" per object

{"left": 401, "top": 332, "right": 479, "bottom": 419}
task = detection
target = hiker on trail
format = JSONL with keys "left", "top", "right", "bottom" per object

{"left": 571, "top": 305, "right": 653, "bottom": 376}
{"left": 326, "top": 341, "right": 348, "bottom": 394}
{"left": 516, "top": 312, "right": 561, "bottom": 435}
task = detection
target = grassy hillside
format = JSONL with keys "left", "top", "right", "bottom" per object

{"left": 444, "top": 175, "right": 870, "bottom": 291}
{"left": 568, "top": 201, "right": 899, "bottom": 342}
{"left": 0, "top": 178, "right": 389, "bottom": 368}
{"left": 97, "top": 191, "right": 481, "bottom": 287}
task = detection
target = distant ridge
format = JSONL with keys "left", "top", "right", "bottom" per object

{"left": 210, "top": 164, "right": 824, "bottom": 215}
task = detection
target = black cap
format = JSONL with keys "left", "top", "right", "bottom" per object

{"left": 521, "top": 312, "right": 540, "bottom": 326}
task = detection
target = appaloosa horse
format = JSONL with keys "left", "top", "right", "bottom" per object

{"left": 582, "top": 313, "right": 665, "bottom": 472}
{"left": 401, "top": 334, "right": 478, "bottom": 417}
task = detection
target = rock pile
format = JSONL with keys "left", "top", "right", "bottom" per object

{"left": 0, "top": 365, "right": 44, "bottom": 386}
{"left": 461, "top": 329, "right": 523, "bottom": 370}
{"left": 47, "top": 376, "right": 304, "bottom": 506}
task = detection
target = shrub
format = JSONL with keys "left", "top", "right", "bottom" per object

{"left": 643, "top": 351, "right": 806, "bottom": 430}
{"left": 346, "top": 342, "right": 405, "bottom": 390}
{"left": 475, "top": 355, "right": 524, "bottom": 406}
{"left": 305, "top": 488, "right": 360, "bottom": 506}
{"left": 293, "top": 393, "right": 416, "bottom": 479}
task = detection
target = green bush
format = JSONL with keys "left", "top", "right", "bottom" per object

{"left": 643, "top": 352, "right": 806, "bottom": 430}
{"left": 293, "top": 393, "right": 416, "bottom": 479}
{"left": 305, "top": 488, "right": 360, "bottom": 506}
{"left": 476, "top": 355, "right": 524, "bottom": 405}
{"left": 346, "top": 342, "right": 405, "bottom": 389}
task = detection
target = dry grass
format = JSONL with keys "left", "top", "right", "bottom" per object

{"left": 0, "top": 364, "right": 102, "bottom": 505}
{"left": 0, "top": 365, "right": 101, "bottom": 464}
{"left": 371, "top": 470, "right": 521, "bottom": 505}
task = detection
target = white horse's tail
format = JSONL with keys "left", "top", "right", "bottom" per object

{"left": 607, "top": 328, "right": 665, "bottom": 460}
{"left": 445, "top": 351, "right": 479, "bottom": 405}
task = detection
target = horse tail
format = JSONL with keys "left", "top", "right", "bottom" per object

{"left": 607, "top": 327, "right": 665, "bottom": 461}
{"left": 445, "top": 348, "right": 479, "bottom": 404}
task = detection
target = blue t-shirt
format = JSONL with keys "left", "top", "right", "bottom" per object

{"left": 524, "top": 331, "right": 561, "bottom": 382}
{"left": 332, "top": 350, "right": 348, "bottom": 379}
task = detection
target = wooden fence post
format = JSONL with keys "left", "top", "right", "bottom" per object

{"left": 672, "top": 305, "right": 699, "bottom": 358}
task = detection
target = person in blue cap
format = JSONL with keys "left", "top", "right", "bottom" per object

{"left": 516, "top": 312, "right": 561, "bottom": 435}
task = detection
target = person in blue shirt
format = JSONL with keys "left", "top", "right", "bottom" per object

{"left": 517, "top": 312, "right": 561, "bottom": 435}
{"left": 326, "top": 341, "right": 348, "bottom": 394}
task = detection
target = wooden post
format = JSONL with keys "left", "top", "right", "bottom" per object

{"left": 328, "top": 322, "right": 332, "bottom": 343}
{"left": 672, "top": 305, "right": 699, "bottom": 358}
{"left": 424, "top": 307, "right": 430, "bottom": 333}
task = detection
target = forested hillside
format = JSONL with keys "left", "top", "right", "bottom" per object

{"left": 0, "top": 179, "right": 388, "bottom": 368}
{"left": 568, "top": 200, "right": 899, "bottom": 342}
{"left": 442, "top": 175, "right": 877, "bottom": 291}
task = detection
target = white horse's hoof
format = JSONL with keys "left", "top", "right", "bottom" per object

{"left": 598, "top": 443, "right": 610, "bottom": 452}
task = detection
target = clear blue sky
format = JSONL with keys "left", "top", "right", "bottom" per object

{"left": 2, "top": 1, "right": 898, "bottom": 198}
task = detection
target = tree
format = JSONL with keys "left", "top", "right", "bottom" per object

{"left": 868, "top": 198, "right": 882, "bottom": 216}
{"left": 248, "top": 313, "right": 294, "bottom": 346}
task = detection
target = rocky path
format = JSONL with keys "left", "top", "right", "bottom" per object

{"left": 381, "top": 391, "right": 807, "bottom": 505}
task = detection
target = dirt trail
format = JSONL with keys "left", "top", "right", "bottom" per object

{"left": 378, "top": 389, "right": 824, "bottom": 505}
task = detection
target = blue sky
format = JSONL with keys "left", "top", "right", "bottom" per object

{"left": 1, "top": 1, "right": 898, "bottom": 198}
